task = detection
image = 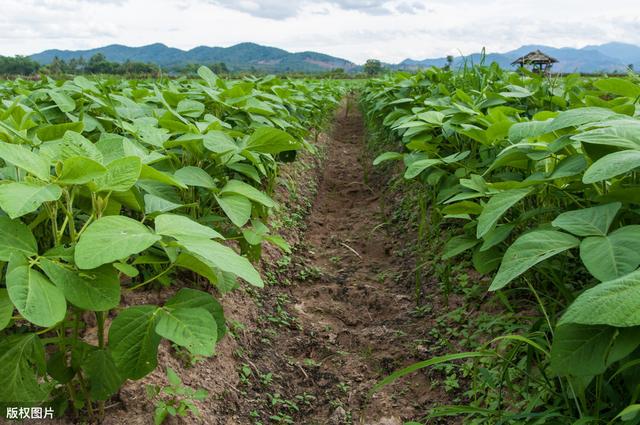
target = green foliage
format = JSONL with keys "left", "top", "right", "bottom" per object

{"left": 146, "top": 367, "right": 208, "bottom": 425}
{"left": 0, "top": 68, "right": 341, "bottom": 420}
{"left": 362, "top": 67, "right": 640, "bottom": 422}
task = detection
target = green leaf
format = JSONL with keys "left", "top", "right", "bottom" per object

{"left": 155, "top": 308, "right": 217, "bottom": 356}
{"left": 480, "top": 224, "right": 515, "bottom": 251}
{"left": 246, "top": 127, "right": 302, "bottom": 154}
{"left": 197, "top": 66, "right": 218, "bottom": 87}
{"left": 36, "top": 122, "right": 84, "bottom": 142}
{"left": 550, "top": 324, "right": 615, "bottom": 376}
{"left": 140, "top": 164, "right": 187, "bottom": 189}
{"left": 219, "top": 179, "right": 275, "bottom": 208}
{"left": 215, "top": 194, "right": 252, "bottom": 227}
{"left": 404, "top": 159, "right": 441, "bottom": 179}
{"left": 82, "top": 349, "right": 124, "bottom": 400}
{"left": 174, "top": 166, "right": 216, "bottom": 189}
{"left": 0, "top": 216, "right": 37, "bottom": 261}
{"left": 552, "top": 203, "right": 621, "bottom": 237}
{"left": 203, "top": 131, "right": 238, "bottom": 154}
{"left": 92, "top": 156, "right": 142, "bottom": 192}
{"left": 109, "top": 305, "right": 161, "bottom": 380}
{"left": 144, "top": 194, "right": 183, "bottom": 215}
{"left": 0, "top": 334, "right": 51, "bottom": 403}
{"left": 580, "top": 225, "right": 640, "bottom": 281}
{"left": 155, "top": 214, "right": 224, "bottom": 240}
{"left": 373, "top": 152, "right": 403, "bottom": 165}
{"left": 476, "top": 188, "right": 531, "bottom": 238}
{"left": 75, "top": 216, "right": 161, "bottom": 269}
{"left": 48, "top": 89, "right": 76, "bottom": 112}
{"left": 39, "top": 259, "right": 121, "bottom": 311}
{"left": 0, "top": 142, "right": 50, "bottom": 180}
{"left": 560, "top": 268, "right": 640, "bottom": 327}
{"left": 490, "top": 230, "right": 580, "bottom": 291}
{"left": 572, "top": 121, "right": 640, "bottom": 150}
{"left": 165, "top": 288, "right": 225, "bottom": 341}
{"left": 442, "top": 236, "right": 479, "bottom": 260}
{"left": 547, "top": 107, "right": 620, "bottom": 132}
{"left": 57, "top": 156, "right": 107, "bottom": 185}
{"left": 6, "top": 253, "right": 66, "bottom": 327}
{"left": 0, "top": 288, "right": 13, "bottom": 331}
{"left": 508, "top": 120, "right": 551, "bottom": 142}
{"left": 594, "top": 78, "right": 640, "bottom": 98}
{"left": 178, "top": 238, "right": 263, "bottom": 287}
{"left": 0, "top": 182, "right": 62, "bottom": 219}
{"left": 583, "top": 150, "right": 640, "bottom": 183}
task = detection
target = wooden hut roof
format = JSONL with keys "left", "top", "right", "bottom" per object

{"left": 511, "top": 49, "right": 559, "bottom": 65}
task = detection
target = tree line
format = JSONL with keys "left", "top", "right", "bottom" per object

{"left": 0, "top": 53, "right": 230, "bottom": 77}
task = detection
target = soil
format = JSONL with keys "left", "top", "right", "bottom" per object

{"left": 36, "top": 102, "right": 461, "bottom": 425}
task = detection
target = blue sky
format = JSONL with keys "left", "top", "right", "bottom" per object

{"left": 1, "top": 0, "right": 639, "bottom": 63}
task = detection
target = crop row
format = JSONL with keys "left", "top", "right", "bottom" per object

{"left": 361, "top": 66, "right": 640, "bottom": 422}
{"left": 0, "top": 67, "right": 340, "bottom": 419}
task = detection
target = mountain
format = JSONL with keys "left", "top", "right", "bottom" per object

{"left": 399, "top": 42, "right": 640, "bottom": 73}
{"left": 30, "top": 42, "right": 357, "bottom": 73}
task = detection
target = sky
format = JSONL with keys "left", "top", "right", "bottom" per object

{"left": 1, "top": 0, "right": 639, "bottom": 64}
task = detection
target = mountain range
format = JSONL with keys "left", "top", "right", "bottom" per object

{"left": 30, "top": 42, "right": 357, "bottom": 73}
{"left": 29, "top": 42, "right": 640, "bottom": 74}
{"left": 400, "top": 42, "right": 640, "bottom": 73}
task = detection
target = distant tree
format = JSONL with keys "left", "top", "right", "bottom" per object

{"left": 46, "top": 56, "right": 68, "bottom": 75}
{"left": 445, "top": 55, "right": 454, "bottom": 70}
{"left": 0, "top": 55, "right": 40, "bottom": 75}
{"left": 363, "top": 59, "right": 382, "bottom": 76}
{"left": 86, "top": 53, "right": 116, "bottom": 74}
{"left": 629, "top": 64, "right": 635, "bottom": 72}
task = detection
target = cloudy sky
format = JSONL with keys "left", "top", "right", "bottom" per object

{"left": 1, "top": 0, "right": 639, "bottom": 64}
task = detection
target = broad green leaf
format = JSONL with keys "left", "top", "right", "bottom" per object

{"left": 442, "top": 236, "right": 479, "bottom": 260}
{"left": 480, "top": 224, "right": 515, "bottom": 251}
{"left": 6, "top": 253, "right": 66, "bottom": 327}
{"left": 82, "top": 349, "right": 124, "bottom": 400}
{"left": 179, "top": 238, "right": 263, "bottom": 287}
{"left": 404, "top": 159, "right": 441, "bottom": 179}
{"left": 75, "top": 216, "right": 161, "bottom": 269}
{"left": 48, "top": 89, "right": 75, "bottom": 112}
{"left": 174, "top": 166, "right": 216, "bottom": 189}
{"left": 155, "top": 308, "right": 217, "bottom": 356}
{"left": 0, "top": 216, "right": 37, "bottom": 261}
{"left": 140, "top": 164, "right": 187, "bottom": 189}
{"left": 373, "top": 152, "right": 403, "bottom": 165}
{"left": 177, "top": 99, "right": 205, "bottom": 118}
{"left": 203, "top": 131, "right": 238, "bottom": 154}
{"left": 219, "top": 179, "right": 275, "bottom": 208}
{"left": 39, "top": 259, "right": 121, "bottom": 311}
{"left": 56, "top": 156, "right": 106, "bottom": 185}
{"left": 36, "top": 122, "right": 84, "bottom": 142}
{"left": 552, "top": 203, "right": 620, "bottom": 237}
{"left": 155, "top": 213, "right": 224, "bottom": 240}
{"left": 0, "top": 334, "right": 51, "bottom": 403}
{"left": 490, "top": 230, "right": 580, "bottom": 291}
{"left": 476, "top": 188, "right": 531, "bottom": 238}
{"left": 560, "top": 268, "right": 640, "bottom": 327}
{"left": 175, "top": 252, "right": 220, "bottom": 284}
{"left": 580, "top": 225, "right": 640, "bottom": 282}
{"left": 246, "top": 127, "right": 302, "bottom": 154}
{"left": 472, "top": 247, "right": 501, "bottom": 274}
{"left": 0, "top": 142, "right": 50, "bottom": 180}
{"left": 0, "top": 289, "right": 13, "bottom": 330}
{"left": 550, "top": 324, "right": 615, "bottom": 376}
{"left": 572, "top": 121, "right": 640, "bottom": 150}
{"left": 594, "top": 78, "right": 640, "bottom": 98}
{"left": 0, "top": 182, "right": 62, "bottom": 219}
{"left": 508, "top": 120, "right": 551, "bottom": 142}
{"left": 109, "top": 305, "right": 161, "bottom": 380}
{"left": 92, "top": 156, "right": 142, "bottom": 192}
{"left": 583, "top": 150, "right": 640, "bottom": 183}
{"left": 143, "top": 194, "right": 183, "bottom": 215}
{"left": 547, "top": 107, "right": 620, "bottom": 132}
{"left": 165, "top": 288, "right": 225, "bottom": 340}
{"left": 197, "top": 66, "right": 218, "bottom": 87}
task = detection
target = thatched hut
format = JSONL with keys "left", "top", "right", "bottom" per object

{"left": 511, "top": 50, "right": 558, "bottom": 74}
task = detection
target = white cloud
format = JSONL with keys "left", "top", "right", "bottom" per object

{"left": 0, "top": 0, "right": 638, "bottom": 64}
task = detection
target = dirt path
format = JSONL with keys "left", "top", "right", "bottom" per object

{"left": 240, "top": 104, "right": 453, "bottom": 424}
